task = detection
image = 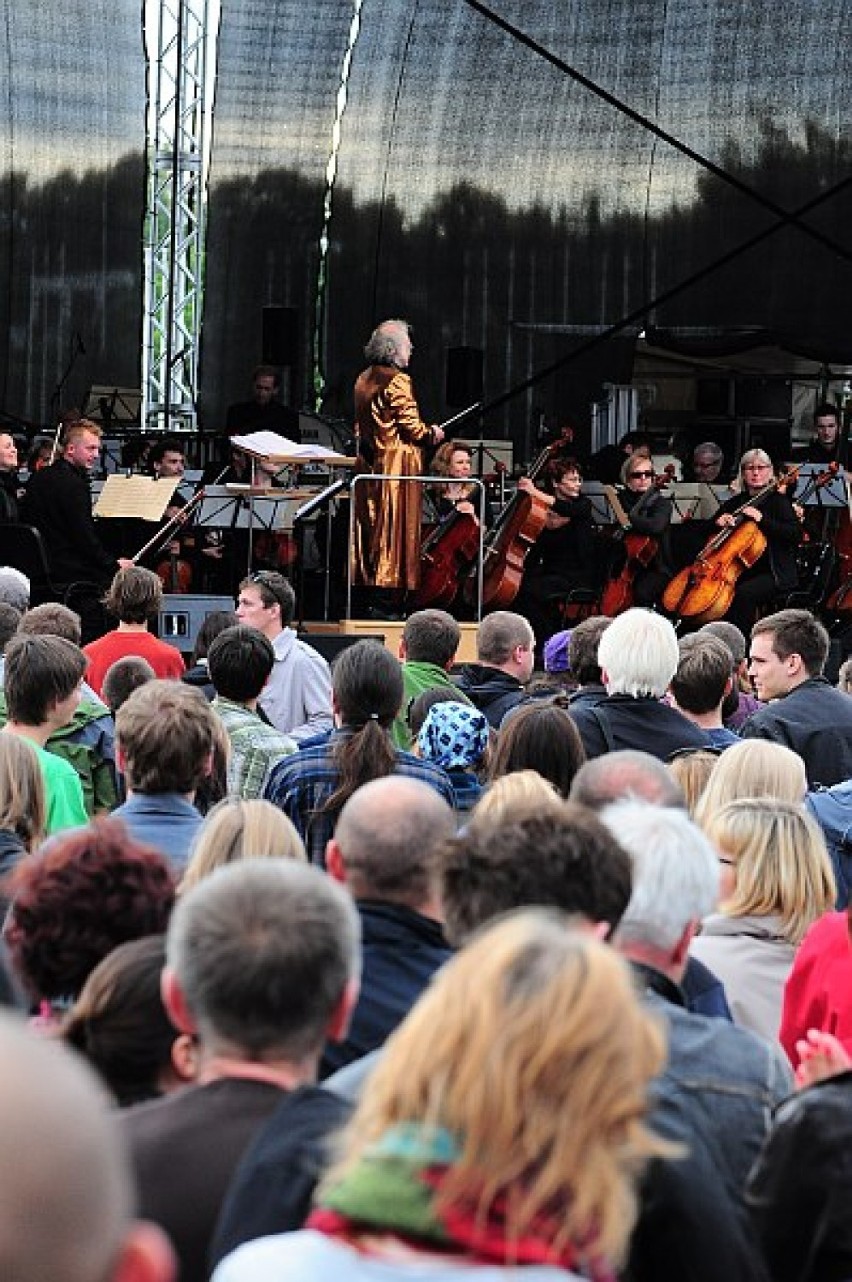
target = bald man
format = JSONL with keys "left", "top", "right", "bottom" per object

{"left": 322, "top": 775, "right": 455, "bottom": 1076}
{"left": 0, "top": 1012, "right": 173, "bottom": 1282}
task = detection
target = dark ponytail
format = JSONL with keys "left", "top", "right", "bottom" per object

{"left": 319, "top": 641, "right": 403, "bottom": 820}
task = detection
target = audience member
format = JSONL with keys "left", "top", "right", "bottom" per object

{"left": 12, "top": 602, "right": 118, "bottom": 814}
{"left": 415, "top": 701, "right": 488, "bottom": 810}
{"left": 212, "top": 914, "right": 668, "bottom": 1282}
{"left": 264, "top": 641, "right": 453, "bottom": 865}
{"left": 120, "top": 860, "right": 358, "bottom": 1282}
{"left": 837, "top": 656, "right": 852, "bottom": 693}
{"left": 742, "top": 608, "right": 852, "bottom": 786}
{"left": 182, "top": 609, "right": 239, "bottom": 700}
{"left": 207, "top": 624, "right": 296, "bottom": 798}
{"left": 63, "top": 935, "right": 197, "bottom": 1107}
{"left": 0, "top": 602, "right": 21, "bottom": 655}
{"left": 179, "top": 797, "right": 305, "bottom": 895}
{"left": 2, "top": 632, "right": 88, "bottom": 832}
{"left": 3, "top": 816, "right": 175, "bottom": 1010}
{"left": 470, "top": 768, "right": 563, "bottom": 827}
{"left": 569, "top": 748, "right": 686, "bottom": 811}
{"left": 405, "top": 685, "right": 461, "bottom": 740}
{"left": 602, "top": 801, "right": 793, "bottom": 1224}
{"left": 101, "top": 654, "right": 156, "bottom": 714}
{"left": 666, "top": 748, "right": 719, "bottom": 816}
{"left": 322, "top": 776, "right": 454, "bottom": 1078}
{"left": 391, "top": 609, "right": 469, "bottom": 748}
{"left": 0, "top": 565, "right": 29, "bottom": 612}
{"left": 540, "top": 627, "right": 576, "bottom": 693}
{"left": 235, "top": 571, "right": 332, "bottom": 741}
{"left": 780, "top": 896, "right": 852, "bottom": 1067}
{"left": 0, "top": 731, "right": 45, "bottom": 880}
{"left": 112, "top": 681, "right": 217, "bottom": 868}
{"left": 669, "top": 633, "right": 740, "bottom": 748}
{"left": 805, "top": 773, "right": 852, "bottom": 906}
{"left": 82, "top": 566, "right": 185, "bottom": 697}
{"left": 694, "top": 739, "right": 806, "bottom": 833}
{"left": 746, "top": 1037, "right": 852, "bottom": 1282}
{"left": 700, "top": 619, "right": 762, "bottom": 730}
{"left": 568, "top": 608, "right": 706, "bottom": 759}
{"left": 692, "top": 799, "right": 835, "bottom": 1040}
{"left": 0, "top": 1012, "right": 175, "bottom": 1282}
{"left": 566, "top": 614, "right": 611, "bottom": 710}
{"left": 452, "top": 610, "right": 535, "bottom": 727}
{"left": 488, "top": 702, "right": 585, "bottom": 798}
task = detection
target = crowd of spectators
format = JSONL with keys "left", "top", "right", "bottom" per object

{"left": 2, "top": 565, "right": 852, "bottom": 1281}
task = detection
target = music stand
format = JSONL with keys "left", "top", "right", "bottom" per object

{"left": 293, "top": 478, "right": 348, "bottom": 622}
{"left": 581, "top": 482, "right": 619, "bottom": 526}
{"left": 794, "top": 464, "right": 849, "bottom": 508}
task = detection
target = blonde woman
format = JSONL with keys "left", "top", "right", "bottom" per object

{"left": 213, "top": 911, "right": 670, "bottom": 1282}
{"left": 0, "top": 732, "right": 46, "bottom": 878}
{"left": 666, "top": 749, "right": 719, "bottom": 817}
{"left": 471, "top": 768, "right": 563, "bottom": 828}
{"left": 179, "top": 797, "right": 305, "bottom": 894}
{"left": 691, "top": 799, "right": 835, "bottom": 1040}
{"left": 694, "top": 739, "right": 806, "bottom": 832}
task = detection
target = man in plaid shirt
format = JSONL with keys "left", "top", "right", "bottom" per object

{"left": 208, "top": 625, "right": 296, "bottom": 799}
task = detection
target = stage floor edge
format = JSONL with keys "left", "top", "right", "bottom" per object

{"left": 304, "top": 619, "right": 479, "bottom": 664}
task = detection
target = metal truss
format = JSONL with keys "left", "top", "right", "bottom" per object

{"left": 142, "top": 0, "right": 213, "bottom": 432}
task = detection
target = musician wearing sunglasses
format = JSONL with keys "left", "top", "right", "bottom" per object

{"left": 607, "top": 454, "right": 674, "bottom": 609}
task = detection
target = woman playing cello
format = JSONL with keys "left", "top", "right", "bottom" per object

{"left": 602, "top": 454, "right": 673, "bottom": 611}
{"left": 426, "top": 440, "right": 494, "bottom": 527}
{"left": 512, "top": 455, "right": 597, "bottom": 649}
{"left": 705, "top": 448, "right": 800, "bottom": 634}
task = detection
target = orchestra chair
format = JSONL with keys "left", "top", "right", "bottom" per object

{"left": 3, "top": 524, "right": 105, "bottom": 628}
{"left": 554, "top": 587, "right": 602, "bottom": 625}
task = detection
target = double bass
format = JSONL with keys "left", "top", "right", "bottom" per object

{"left": 662, "top": 464, "right": 802, "bottom": 625}
{"left": 464, "top": 430, "right": 573, "bottom": 610}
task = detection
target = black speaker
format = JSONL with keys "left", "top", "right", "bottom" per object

{"left": 262, "top": 306, "right": 299, "bottom": 367}
{"left": 445, "top": 346, "right": 484, "bottom": 408}
{"left": 299, "top": 632, "right": 386, "bottom": 663}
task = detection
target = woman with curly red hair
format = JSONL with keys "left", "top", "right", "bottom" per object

{"left": 3, "top": 816, "right": 175, "bottom": 1013}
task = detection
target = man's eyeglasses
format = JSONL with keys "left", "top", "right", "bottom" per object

{"left": 630, "top": 470, "right": 654, "bottom": 479}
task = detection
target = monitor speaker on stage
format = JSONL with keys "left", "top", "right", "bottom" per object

{"left": 262, "top": 306, "right": 299, "bottom": 368}
{"left": 445, "top": 346, "right": 484, "bottom": 408}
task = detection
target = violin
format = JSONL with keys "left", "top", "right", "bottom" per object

{"left": 463, "top": 427, "right": 574, "bottom": 609}
{"left": 662, "top": 464, "right": 803, "bottom": 624}
{"left": 600, "top": 467, "right": 673, "bottom": 617}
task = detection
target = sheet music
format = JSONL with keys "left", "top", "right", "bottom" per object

{"left": 230, "top": 431, "right": 352, "bottom": 464}
{"left": 94, "top": 474, "right": 180, "bottom": 520}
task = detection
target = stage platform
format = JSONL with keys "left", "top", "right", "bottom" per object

{"left": 304, "top": 619, "right": 479, "bottom": 664}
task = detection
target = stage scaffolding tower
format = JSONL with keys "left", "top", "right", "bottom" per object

{"left": 142, "top": 0, "right": 216, "bottom": 434}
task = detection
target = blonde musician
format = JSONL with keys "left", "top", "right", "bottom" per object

{"left": 709, "top": 449, "right": 800, "bottom": 634}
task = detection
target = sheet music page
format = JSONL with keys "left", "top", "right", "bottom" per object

{"left": 94, "top": 475, "right": 180, "bottom": 520}
{"left": 230, "top": 431, "right": 349, "bottom": 462}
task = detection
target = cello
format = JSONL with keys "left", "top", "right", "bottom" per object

{"left": 463, "top": 429, "right": 573, "bottom": 610}
{"left": 414, "top": 508, "right": 481, "bottom": 608}
{"left": 662, "top": 463, "right": 802, "bottom": 625}
{"left": 599, "top": 467, "right": 674, "bottom": 617}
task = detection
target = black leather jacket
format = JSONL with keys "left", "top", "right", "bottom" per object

{"left": 746, "top": 1070, "right": 852, "bottom": 1282}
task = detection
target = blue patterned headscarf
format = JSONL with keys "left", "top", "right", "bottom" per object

{"left": 417, "top": 701, "right": 489, "bottom": 770}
